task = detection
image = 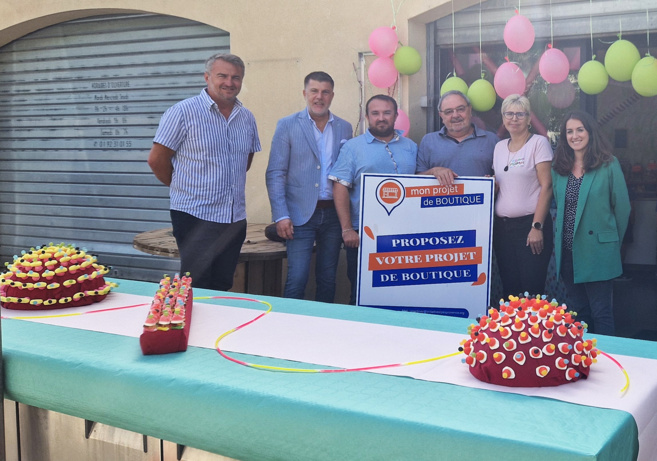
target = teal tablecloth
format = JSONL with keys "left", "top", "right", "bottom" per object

{"left": 3, "top": 278, "right": 645, "bottom": 460}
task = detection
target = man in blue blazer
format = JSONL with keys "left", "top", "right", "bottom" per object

{"left": 266, "top": 72, "right": 353, "bottom": 302}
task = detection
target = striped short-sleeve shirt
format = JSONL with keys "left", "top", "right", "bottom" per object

{"left": 154, "top": 89, "right": 261, "bottom": 223}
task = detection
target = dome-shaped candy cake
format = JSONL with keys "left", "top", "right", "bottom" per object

{"left": 0, "top": 243, "right": 115, "bottom": 310}
{"left": 460, "top": 295, "right": 598, "bottom": 387}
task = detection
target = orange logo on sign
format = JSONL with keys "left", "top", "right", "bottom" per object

{"left": 375, "top": 178, "right": 406, "bottom": 216}
{"left": 379, "top": 182, "right": 402, "bottom": 204}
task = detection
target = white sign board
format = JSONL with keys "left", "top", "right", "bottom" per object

{"left": 357, "top": 174, "right": 494, "bottom": 318}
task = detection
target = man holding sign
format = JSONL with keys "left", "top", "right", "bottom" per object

{"left": 416, "top": 90, "right": 498, "bottom": 185}
{"left": 329, "top": 95, "right": 417, "bottom": 304}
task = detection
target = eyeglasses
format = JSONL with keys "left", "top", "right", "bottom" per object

{"left": 503, "top": 111, "right": 529, "bottom": 120}
{"left": 440, "top": 105, "right": 468, "bottom": 117}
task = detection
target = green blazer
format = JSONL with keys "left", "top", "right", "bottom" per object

{"left": 552, "top": 157, "right": 630, "bottom": 283}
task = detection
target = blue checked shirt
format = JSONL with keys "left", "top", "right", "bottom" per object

{"left": 154, "top": 89, "right": 261, "bottom": 223}
{"left": 329, "top": 129, "right": 417, "bottom": 228}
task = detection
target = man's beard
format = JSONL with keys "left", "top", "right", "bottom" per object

{"left": 369, "top": 123, "right": 395, "bottom": 138}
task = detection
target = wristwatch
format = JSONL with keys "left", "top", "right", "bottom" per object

{"left": 532, "top": 222, "right": 543, "bottom": 230}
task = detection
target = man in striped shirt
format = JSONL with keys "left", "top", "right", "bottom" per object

{"left": 148, "top": 53, "right": 261, "bottom": 291}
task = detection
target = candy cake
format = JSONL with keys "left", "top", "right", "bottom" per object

{"left": 140, "top": 274, "right": 193, "bottom": 355}
{"left": 461, "top": 295, "right": 598, "bottom": 387}
{"left": 0, "top": 243, "right": 115, "bottom": 310}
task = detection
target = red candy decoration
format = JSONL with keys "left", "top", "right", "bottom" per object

{"left": 462, "top": 295, "right": 597, "bottom": 387}
{"left": 1, "top": 243, "right": 114, "bottom": 310}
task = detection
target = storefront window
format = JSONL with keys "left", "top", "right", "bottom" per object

{"left": 439, "top": 32, "right": 656, "bottom": 201}
{"left": 592, "top": 34, "right": 657, "bottom": 199}
{"left": 439, "top": 38, "right": 584, "bottom": 143}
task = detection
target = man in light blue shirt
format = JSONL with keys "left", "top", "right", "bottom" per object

{"left": 266, "top": 72, "right": 352, "bottom": 302}
{"left": 148, "top": 53, "right": 260, "bottom": 291}
{"left": 329, "top": 95, "right": 417, "bottom": 304}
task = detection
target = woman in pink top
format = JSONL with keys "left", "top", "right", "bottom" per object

{"left": 493, "top": 94, "right": 554, "bottom": 297}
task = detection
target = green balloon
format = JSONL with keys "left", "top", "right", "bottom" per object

{"left": 467, "top": 79, "right": 496, "bottom": 112}
{"left": 631, "top": 56, "right": 657, "bottom": 97}
{"left": 440, "top": 76, "right": 468, "bottom": 96}
{"left": 604, "top": 39, "right": 640, "bottom": 82}
{"left": 393, "top": 46, "right": 422, "bottom": 75}
{"left": 578, "top": 60, "right": 609, "bottom": 95}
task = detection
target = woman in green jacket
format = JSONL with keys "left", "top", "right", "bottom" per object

{"left": 552, "top": 111, "right": 630, "bottom": 335}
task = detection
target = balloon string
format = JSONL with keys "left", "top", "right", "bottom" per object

{"left": 514, "top": 0, "right": 521, "bottom": 60}
{"left": 388, "top": 0, "right": 405, "bottom": 100}
{"left": 647, "top": 9, "right": 650, "bottom": 53}
{"left": 389, "top": 0, "right": 406, "bottom": 30}
{"left": 451, "top": 0, "right": 456, "bottom": 75}
{"left": 512, "top": 2, "right": 520, "bottom": 68}
{"left": 549, "top": 0, "right": 554, "bottom": 46}
{"left": 589, "top": 0, "right": 594, "bottom": 55}
{"left": 478, "top": 2, "right": 482, "bottom": 71}
{"left": 620, "top": 17, "right": 622, "bottom": 39}
{"left": 618, "top": 0, "right": 622, "bottom": 40}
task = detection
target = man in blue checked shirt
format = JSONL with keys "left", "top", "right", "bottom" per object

{"left": 329, "top": 95, "right": 417, "bottom": 304}
{"left": 266, "top": 72, "right": 353, "bottom": 303}
{"left": 148, "top": 53, "right": 261, "bottom": 291}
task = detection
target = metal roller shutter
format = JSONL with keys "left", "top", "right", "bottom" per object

{"left": 0, "top": 13, "right": 229, "bottom": 281}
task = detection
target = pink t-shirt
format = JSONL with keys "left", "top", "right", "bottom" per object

{"left": 493, "top": 134, "right": 553, "bottom": 218}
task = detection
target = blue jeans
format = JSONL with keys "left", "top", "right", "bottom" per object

{"left": 560, "top": 248, "right": 615, "bottom": 335}
{"left": 346, "top": 245, "right": 358, "bottom": 305}
{"left": 284, "top": 207, "right": 342, "bottom": 303}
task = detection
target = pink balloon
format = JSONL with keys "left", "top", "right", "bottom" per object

{"left": 539, "top": 48, "right": 569, "bottom": 84}
{"left": 504, "top": 14, "right": 535, "bottom": 53}
{"left": 369, "top": 27, "right": 398, "bottom": 58}
{"left": 547, "top": 79, "right": 576, "bottom": 109}
{"left": 368, "top": 57, "right": 398, "bottom": 88}
{"left": 395, "top": 109, "right": 410, "bottom": 136}
{"left": 493, "top": 62, "right": 525, "bottom": 99}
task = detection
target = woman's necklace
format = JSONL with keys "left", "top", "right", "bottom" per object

{"left": 572, "top": 162, "right": 585, "bottom": 178}
{"left": 504, "top": 133, "right": 532, "bottom": 171}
